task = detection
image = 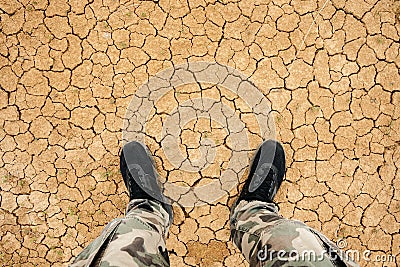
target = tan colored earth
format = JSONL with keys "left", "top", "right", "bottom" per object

{"left": 1, "top": 0, "right": 400, "bottom": 266}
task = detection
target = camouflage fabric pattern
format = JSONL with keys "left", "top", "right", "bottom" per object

{"left": 230, "top": 200, "right": 360, "bottom": 267}
{"left": 70, "top": 199, "right": 171, "bottom": 267}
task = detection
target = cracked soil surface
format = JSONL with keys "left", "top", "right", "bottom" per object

{"left": 0, "top": 0, "right": 400, "bottom": 266}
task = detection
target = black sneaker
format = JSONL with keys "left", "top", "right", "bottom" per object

{"left": 236, "top": 140, "right": 286, "bottom": 203}
{"left": 120, "top": 141, "right": 172, "bottom": 218}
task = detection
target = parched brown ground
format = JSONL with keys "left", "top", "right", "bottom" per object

{"left": 1, "top": 0, "right": 400, "bottom": 266}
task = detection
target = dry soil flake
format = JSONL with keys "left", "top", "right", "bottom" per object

{"left": 70, "top": 107, "right": 98, "bottom": 129}
{"left": 30, "top": 117, "right": 53, "bottom": 139}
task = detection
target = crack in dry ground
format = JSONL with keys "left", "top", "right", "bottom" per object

{"left": 0, "top": 0, "right": 400, "bottom": 266}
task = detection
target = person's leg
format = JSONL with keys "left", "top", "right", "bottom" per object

{"left": 99, "top": 198, "right": 171, "bottom": 266}
{"left": 71, "top": 199, "right": 171, "bottom": 267}
{"left": 70, "top": 141, "right": 173, "bottom": 267}
{"left": 230, "top": 200, "right": 340, "bottom": 266}
{"left": 230, "top": 140, "right": 358, "bottom": 267}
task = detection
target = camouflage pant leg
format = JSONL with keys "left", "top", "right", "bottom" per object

{"left": 230, "top": 200, "right": 357, "bottom": 267}
{"left": 70, "top": 199, "right": 171, "bottom": 267}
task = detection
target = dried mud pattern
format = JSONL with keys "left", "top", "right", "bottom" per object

{"left": 0, "top": 0, "right": 399, "bottom": 267}
{"left": 122, "top": 62, "right": 275, "bottom": 207}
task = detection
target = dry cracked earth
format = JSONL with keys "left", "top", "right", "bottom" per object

{"left": 1, "top": 0, "right": 400, "bottom": 266}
